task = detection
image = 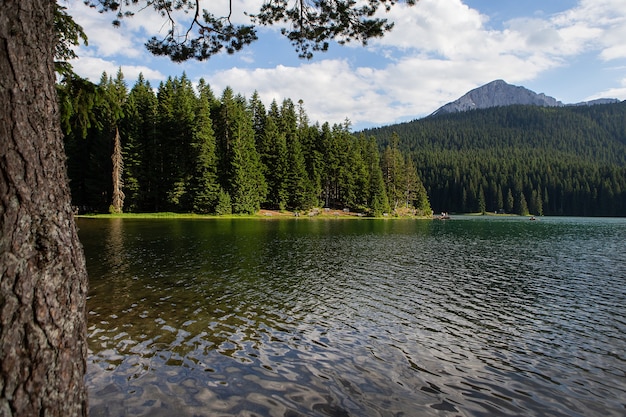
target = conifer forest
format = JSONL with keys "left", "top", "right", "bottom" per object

{"left": 58, "top": 70, "right": 431, "bottom": 216}
{"left": 59, "top": 69, "right": 626, "bottom": 218}
{"left": 364, "top": 102, "right": 626, "bottom": 216}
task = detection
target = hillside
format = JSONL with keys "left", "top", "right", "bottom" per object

{"left": 361, "top": 102, "right": 626, "bottom": 216}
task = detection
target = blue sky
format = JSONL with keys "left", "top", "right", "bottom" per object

{"left": 63, "top": 0, "right": 626, "bottom": 130}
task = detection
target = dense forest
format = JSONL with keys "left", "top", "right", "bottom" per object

{"left": 362, "top": 103, "right": 626, "bottom": 216}
{"left": 57, "top": 70, "right": 432, "bottom": 216}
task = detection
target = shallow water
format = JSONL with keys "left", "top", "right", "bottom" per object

{"left": 78, "top": 216, "right": 626, "bottom": 416}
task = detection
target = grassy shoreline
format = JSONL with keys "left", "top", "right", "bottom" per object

{"left": 76, "top": 209, "right": 433, "bottom": 220}
{"left": 76, "top": 210, "right": 535, "bottom": 220}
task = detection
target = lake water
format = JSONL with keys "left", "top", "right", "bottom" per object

{"left": 78, "top": 216, "right": 626, "bottom": 417}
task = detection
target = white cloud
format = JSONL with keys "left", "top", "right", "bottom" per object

{"left": 62, "top": 0, "right": 626, "bottom": 128}
{"left": 64, "top": 1, "right": 144, "bottom": 58}
{"left": 202, "top": 51, "right": 552, "bottom": 128}
{"left": 372, "top": 0, "right": 488, "bottom": 58}
{"left": 208, "top": 61, "right": 375, "bottom": 125}
{"left": 553, "top": 0, "right": 626, "bottom": 59}
{"left": 198, "top": 0, "right": 582, "bottom": 127}
{"left": 71, "top": 56, "right": 165, "bottom": 85}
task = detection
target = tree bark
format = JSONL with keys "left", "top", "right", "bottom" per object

{"left": 0, "top": 1, "right": 89, "bottom": 416}
{"left": 111, "top": 126, "right": 125, "bottom": 213}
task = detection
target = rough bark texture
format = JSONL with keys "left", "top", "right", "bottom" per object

{"left": 111, "top": 126, "right": 124, "bottom": 213}
{"left": 0, "top": 1, "right": 89, "bottom": 416}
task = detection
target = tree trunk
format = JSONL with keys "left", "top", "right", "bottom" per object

{"left": 111, "top": 126, "right": 125, "bottom": 213}
{"left": 0, "top": 2, "right": 89, "bottom": 416}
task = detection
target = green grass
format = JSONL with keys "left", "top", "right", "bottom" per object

{"left": 78, "top": 212, "right": 238, "bottom": 219}
{"left": 76, "top": 209, "right": 435, "bottom": 220}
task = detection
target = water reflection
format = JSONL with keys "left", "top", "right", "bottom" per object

{"left": 79, "top": 217, "right": 626, "bottom": 417}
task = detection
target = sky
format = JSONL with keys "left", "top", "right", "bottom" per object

{"left": 62, "top": 0, "right": 626, "bottom": 130}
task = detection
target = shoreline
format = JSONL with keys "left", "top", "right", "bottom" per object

{"left": 76, "top": 208, "right": 433, "bottom": 220}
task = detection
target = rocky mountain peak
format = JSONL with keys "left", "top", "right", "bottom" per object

{"left": 430, "top": 80, "right": 563, "bottom": 116}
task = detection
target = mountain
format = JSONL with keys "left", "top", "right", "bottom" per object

{"left": 430, "top": 80, "right": 619, "bottom": 116}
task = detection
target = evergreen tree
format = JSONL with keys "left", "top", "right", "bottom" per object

{"left": 215, "top": 86, "right": 236, "bottom": 187}
{"left": 261, "top": 102, "right": 289, "bottom": 209}
{"left": 478, "top": 186, "right": 486, "bottom": 214}
{"left": 505, "top": 188, "right": 514, "bottom": 213}
{"left": 515, "top": 191, "right": 530, "bottom": 215}
{"left": 57, "top": 74, "right": 103, "bottom": 210}
{"left": 496, "top": 187, "right": 504, "bottom": 212}
{"left": 319, "top": 122, "right": 338, "bottom": 207}
{"left": 405, "top": 156, "right": 432, "bottom": 215}
{"left": 342, "top": 132, "right": 368, "bottom": 210}
{"left": 102, "top": 69, "right": 128, "bottom": 213}
{"left": 215, "top": 187, "right": 232, "bottom": 215}
{"left": 281, "top": 99, "right": 315, "bottom": 210}
{"left": 155, "top": 77, "right": 177, "bottom": 208}
{"left": 189, "top": 82, "right": 220, "bottom": 213}
{"left": 86, "top": 70, "right": 127, "bottom": 213}
{"left": 217, "top": 88, "right": 267, "bottom": 213}
{"left": 529, "top": 188, "right": 543, "bottom": 216}
{"left": 249, "top": 90, "right": 267, "bottom": 147}
{"left": 382, "top": 133, "right": 406, "bottom": 211}
{"left": 125, "top": 74, "right": 159, "bottom": 211}
{"left": 364, "top": 136, "right": 389, "bottom": 216}
{"left": 169, "top": 74, "right": 198, "bottom": 209}
{"left": 297, "top": 100, "right": 323, "bottom": 207}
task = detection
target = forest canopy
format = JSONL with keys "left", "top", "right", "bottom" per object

{"left": 58, "top": 67, "right": 626, "bottom": 218}
{"left": 362, "top": 103, "right": 626, "bottom": 216}
{"left": 57, "top": 70, "right": 432, "bottom": 217}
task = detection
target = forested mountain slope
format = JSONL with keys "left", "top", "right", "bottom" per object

{"left": 361, "top": 102, "right": 626, "bottom": 216}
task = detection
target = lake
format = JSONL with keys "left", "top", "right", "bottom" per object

{"left": 78, "top": 216, "right": 626, "bottom": 417}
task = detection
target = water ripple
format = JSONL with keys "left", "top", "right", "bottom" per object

{"left": 80, "top": 217, "right": 626, "bottom": 417}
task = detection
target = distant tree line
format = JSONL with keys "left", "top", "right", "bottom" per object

{"left": 57, "top": 70, "right": 432, "bottom": 216}
{"left": 363, "top": 104, "right": 626, "bottom": 216}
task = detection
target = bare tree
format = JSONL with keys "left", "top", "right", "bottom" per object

{"left": 111, "top": 127, "right": 125, "bottom": 213}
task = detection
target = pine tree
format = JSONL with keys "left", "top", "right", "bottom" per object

{"left": 108, "top": 69, "right": 128, "bottom": 213}
{"left": 190, "top": 82, "right": 220, "bottom": 213}
{"left": 405, "top": 156, "right": 432, "bottom": 215}
{"left": 215, "top": 86, "right": 236, "bottom": 187}
{"left": 111, "top": 125, "right": 124, "bottom": 213}
{"left": 382, "top": 133, "right": 406, "bottom": 211}
{"left": 218, "top": 88, "right": 267, "bottom": 214}
{"left": 2, "top": 4, "right": 90, "bottom": 413}
{"left": 57, "top": 74, "right": 103, "bottom": 210}
{"left": 249, "top": 90, "right": 267, "bottom": 147}
{"left": 478, "top": 185, "right": 486, "bottom": 214}
{"left": 281, "top": 99, "right": 314, "bottom": 210}
{"left": 125, "top": 73, "right": 158, "bottom": 211}
{"left": 215, "top": 187, "right": 232, "bottom": 215}
{"left": 261, "top": 102, "right": 289, "bottom": 209}
{"left": 505, "top": 188, "right": 514, "bottom": 213}
{"left": 364, "top": 136, "right": 389, "bottom": 216}
{"left": 319, "top": 122, "right": 337, "bottom": 207}
{"left": 349, "top": 136, "right": 369, "bottom": 210}
{"left": 515, "top": 191, "right": 530, "bottom": 215}
{"left": 89, "top": 70, "right": 127, "bottom": 212}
